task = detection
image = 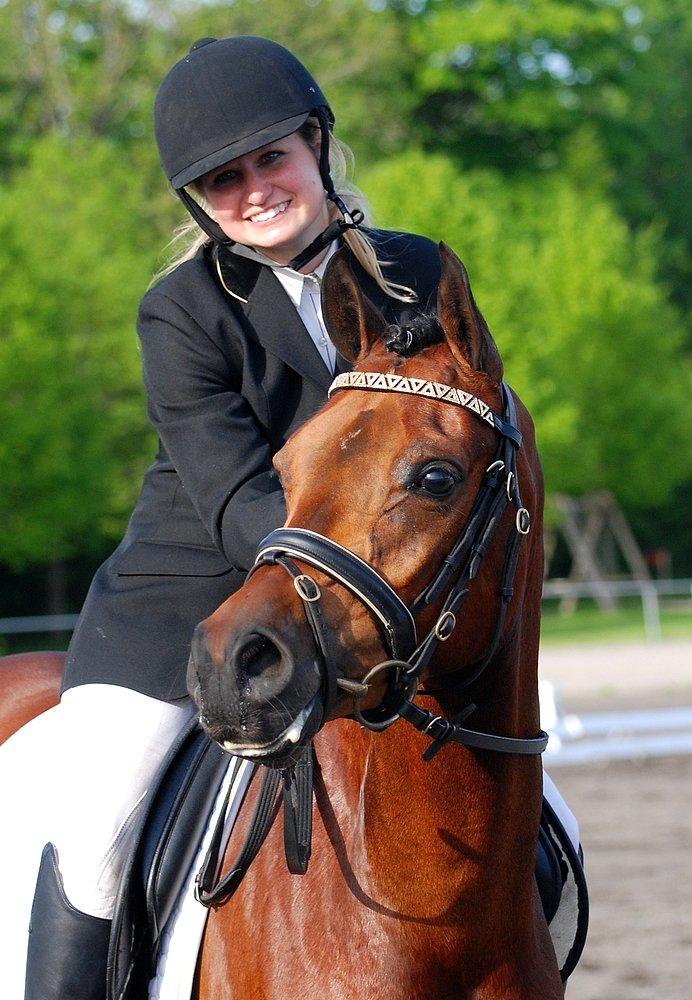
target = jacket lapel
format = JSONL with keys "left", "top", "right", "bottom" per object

{"left": 245, "top": 268, "right": 334, "bottom": 391}
{"left": 215, "top": 245, "right": 334, "bottom": 391}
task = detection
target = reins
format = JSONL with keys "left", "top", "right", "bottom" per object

{"left": 196, "top": 374, "right": 548, "bottom": 907}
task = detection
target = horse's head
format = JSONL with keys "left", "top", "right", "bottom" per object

{"left": 188, "top": 244, "right": 543, "bottom": 766}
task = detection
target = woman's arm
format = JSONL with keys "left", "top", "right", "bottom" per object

{"left": 137, "top": 288, "right": 286, "bottom": 572}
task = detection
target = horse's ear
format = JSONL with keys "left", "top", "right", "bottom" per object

{"left": 437, "top": 243, "right": 503, "bottom": 382}
{"left": 321, "top": 247, "right": 387, "bottom": 362}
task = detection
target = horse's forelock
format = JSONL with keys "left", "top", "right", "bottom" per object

{"left": 382, "top": 313, "right": 445, "bottom": 358}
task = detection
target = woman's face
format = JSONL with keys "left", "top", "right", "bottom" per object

{"left": 195, "top": 132, "right": 329, "bottom": 267}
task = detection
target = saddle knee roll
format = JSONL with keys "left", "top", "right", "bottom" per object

{"left": 25, "top": 843, "right": 111, "bottom": 1000}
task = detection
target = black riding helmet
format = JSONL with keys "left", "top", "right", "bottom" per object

{"left": 154, "top": 35, "right": 362, "bottom": 269}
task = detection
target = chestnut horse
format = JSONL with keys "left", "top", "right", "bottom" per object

{"left": 0, "top": 245, "right": 562, "bottom": 998}
{"left": 0, "top": 652, "right": 62, "bottom": 743}
{"left": 189, "top": 245, "right": 562, "bottom": 999}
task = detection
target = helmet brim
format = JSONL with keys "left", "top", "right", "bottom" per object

{"left": 171, "top": 112, "right": 311, "bottom": 189}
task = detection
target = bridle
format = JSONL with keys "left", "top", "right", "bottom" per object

{"left": 251, "top": 372, "right": 548, "bottom": 761}
{"left": 196, "top": 371, "right": 548, "bottom": 906}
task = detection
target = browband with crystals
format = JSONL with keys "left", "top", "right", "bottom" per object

{"left": 328, "top": 371, "right": 522, "bottom": 446}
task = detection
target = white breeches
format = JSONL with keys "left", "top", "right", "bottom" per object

{"left": 0, "top": 684, "right": 196, "bottom": 1000}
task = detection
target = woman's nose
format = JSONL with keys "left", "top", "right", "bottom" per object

{"left": 243, "top": 170, "right": 272, "bottom": 206}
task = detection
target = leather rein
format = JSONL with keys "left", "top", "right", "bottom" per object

{"left": 195, "top": 374, "right": 548, "bottom": 907}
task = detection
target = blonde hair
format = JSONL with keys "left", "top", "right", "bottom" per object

{"left": 153, "top": 121, "right": 416, "bottom": 302}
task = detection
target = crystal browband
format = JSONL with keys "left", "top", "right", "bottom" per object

{"left": 328, "top": 370, "right": 523, "bottom": 437}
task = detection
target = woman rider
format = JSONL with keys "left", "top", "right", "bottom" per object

{"left": 0, "top": 35, "right": 578, "bottom": 998}
{"left": 0, "top": 35, "right": 442, "bottom": 998}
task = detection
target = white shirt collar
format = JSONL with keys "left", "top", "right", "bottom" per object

{"left": 271, "top": 242, "right": 338, "bottom": 308}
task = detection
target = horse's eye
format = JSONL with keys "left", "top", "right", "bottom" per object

{"left": 415, "top": 465, "right": 459, "bottom": 498}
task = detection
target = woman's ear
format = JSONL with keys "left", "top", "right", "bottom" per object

{"left": 321, "top": 247, "right": 387, "bottom": 362}
{"left": 437, "top": 242, "right": 503, "bottom": 382}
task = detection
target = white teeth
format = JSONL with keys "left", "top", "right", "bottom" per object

{"left": 250, "top": 201, "right": 289, "bottom": 223}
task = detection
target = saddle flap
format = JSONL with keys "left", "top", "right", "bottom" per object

{"left": 143, "top": 728, "right": 229, "bottom": 938}
{"left": 106, "top": 717, "right": 230, "bottom": 1000}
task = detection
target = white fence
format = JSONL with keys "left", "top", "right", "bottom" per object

{"left": 0, "top": 613, "right": 79, "bottom": 635}
{"left": 541, "top": 577, "right": 691, "bottom": 641}
{"left": 0, "top": 579, "right": 689, "bottom": 639}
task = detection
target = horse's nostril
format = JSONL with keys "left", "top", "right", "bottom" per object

{"left": 235, "top": 632, "right": 282, "bottom": 679}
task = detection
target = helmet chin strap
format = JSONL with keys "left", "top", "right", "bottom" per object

{"left": 177, "top": 187, "right": 232, "bottom": 244}
{"left": 176, "top": 108, "right": 364, "bottom": 273}
{"left": 286, "top": 204, "right": 363, "bottom": 272}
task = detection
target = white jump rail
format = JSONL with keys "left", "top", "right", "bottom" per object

{"left": 540, "top": 681, "right": 692, "bottom": 766}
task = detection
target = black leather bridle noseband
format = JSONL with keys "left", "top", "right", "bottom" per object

{"left": 251, "top": 375, "right": 548, "bottom": 761}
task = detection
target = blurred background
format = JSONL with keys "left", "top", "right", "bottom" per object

{"left": 0, "top": 1, "right": 690, "bottom": 996}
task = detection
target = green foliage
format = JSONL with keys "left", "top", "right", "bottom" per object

{"left": 407, "top": 0, "right": 627, "bottom": 165}
{"left": 0, "top": 0, "right": 688, "bottom": 573}
{"left": 0, "top": 135, "right": 158, "bottom": 568}
{"left": 403, "top": 0, "right": 691, "bottom": 313}
{"left": 364, "top": 149, "right": 690, "bottom": 505}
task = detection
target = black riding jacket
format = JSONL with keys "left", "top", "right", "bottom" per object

{"left": 62, "top": 230, "right": 441, "bottom": 701}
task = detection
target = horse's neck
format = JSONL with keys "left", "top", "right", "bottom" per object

{"left": 319, "top": 640, "right": 543, "bottom": 919}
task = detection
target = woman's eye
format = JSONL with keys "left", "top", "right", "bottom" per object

{"left": 413, "top": 465, "right": 460, "bottom": 498}
{"left": 261, "top": 150, "right": 284, "bottom": 165}
{"left": 211, "top": 169, "right": 238, "bottom": 188}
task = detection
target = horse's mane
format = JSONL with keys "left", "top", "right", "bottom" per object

{"left": 383, "top": 314, "right": 445, "bottom": 357}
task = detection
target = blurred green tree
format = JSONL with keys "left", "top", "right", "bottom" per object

{"left": 0, "top": 135, "right": 159, "bottom": 568}
{"left": 401, "top": 0, "right": 691, "bottom": 313}
{"left": 0, "top": 0, "right": 688, "bottom": 581}
{"left": 364, "top": 148, "right": 690, "bottom": 506}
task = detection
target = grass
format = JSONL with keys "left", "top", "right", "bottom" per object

{"left": 0, "top": 632, "right": 71, "bottom": 657}
{"left": 540, "top": 597, "right": 692, "bottom": 645}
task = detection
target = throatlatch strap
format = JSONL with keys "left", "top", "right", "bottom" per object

{"left": 399, "top": 701, "right": 549, "bottom": 758}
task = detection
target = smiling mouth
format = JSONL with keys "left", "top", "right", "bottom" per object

{"left": 248, "top": 200, "right": 290, "bottom": 224}
{"left": 221, "top": 694, "right": 319, "bottom": 759}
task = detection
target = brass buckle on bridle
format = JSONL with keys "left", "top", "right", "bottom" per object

{"left": 293, "top": 574, "right": 321, "bottom": 602}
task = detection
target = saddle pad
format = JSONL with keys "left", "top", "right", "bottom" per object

{"left": 107, "top": 718, "right": 252, "bottom": 1000}
{"left": 149, "top": 758, "right": 254, "bottom": 999}
{"left": 542, "top": 798, "right": 589, "bottom": 981}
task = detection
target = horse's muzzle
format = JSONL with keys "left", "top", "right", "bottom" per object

{"left": 187, "top": 621, "right": 323, "bottom": 764}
